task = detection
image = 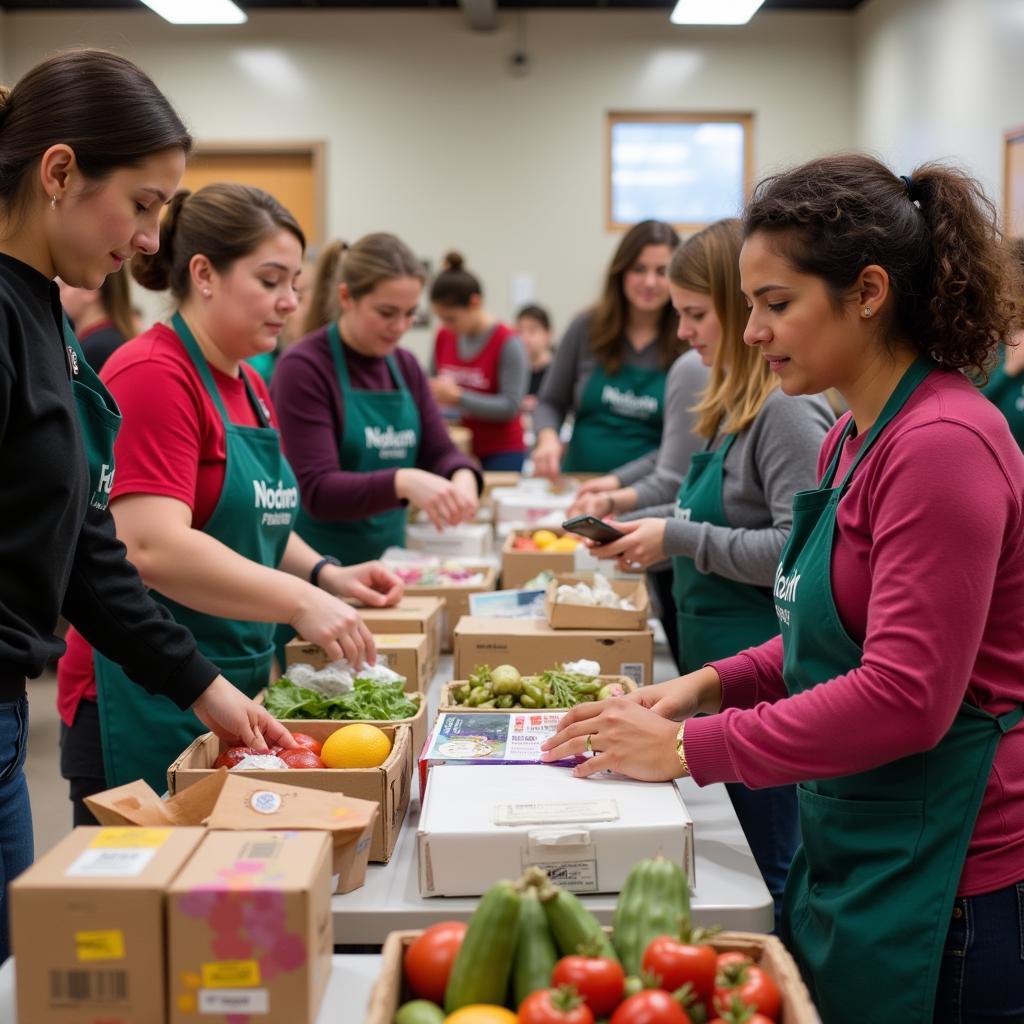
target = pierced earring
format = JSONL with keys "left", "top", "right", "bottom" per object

{"left": 50, "top": 195, "right": 57, "bottom": 210}
{"left": 862, "top": 306, "right": 873, "bottom": 318}
{"left": 202, "top": 288, "right": 212, "bottom": 298}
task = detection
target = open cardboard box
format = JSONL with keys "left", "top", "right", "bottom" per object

{"left": 401, "top": 564, "right": 498, "bottom": 652}
{"left": 438, "top": 674, "right": 636, "bottom": 712}
{"left": 366, "top": 928, "right": 818, "bottom": 1024}
{"left": 501, "top": 528, "right": 583, "bottom": 588}
{"left": 348, "top": 595, "right": 444, "bottom": 678}
{"left": 166, "top": 723, "right": 414, "bottom": 864}
{"left": 545, "top": 573, "right": 650, "bottom": 631}
{"left": 84, "top": 770, "right": 378, "bottom": 894}
{"left": 285, "top": 634, "right": 430, "bottom": 693}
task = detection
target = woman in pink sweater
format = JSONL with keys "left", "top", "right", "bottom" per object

{"left": 544, "top": 155, "right": 1024, "bottom": 1024}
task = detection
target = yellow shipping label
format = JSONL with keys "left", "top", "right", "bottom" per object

{"left": 201, "top": 960, "right": 262, "bottom": 989}
{"left": 75, "top": 930, "right": 125, "bottom": 962}
{"left": 90, "top": 828, "right": 172, "bottom": 849}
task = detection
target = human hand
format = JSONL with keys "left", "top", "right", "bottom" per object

{"left": 396, "top": 468, "right": 477, "bottom": 531}
{"left": 575, "top": 475, "right": 620, "bottom": 499}
{"left": 429, "top": 375, "right": 462, "bottom": 406}
{"left": 289, "top": 585, "right": 377, "bottom": 665}
{"left": 624, "top": 668, "right": 722, "bottom": 720}
{"left": 568, "top": 490, "right": 616, "bottom": 518}
{"left": 323, "top": 560, "right": 403, "bottom": 608}
{"left": 588, "top": 518, "right": 666, "bottom": 570}
{"left": 192, "top": 676, "right": 298, "bottom": 750}
{"left": 540, "top": 697, "right": 683, "bottom": 781}
{"left": 531, "top": 434, "right": 563, "bottom": 480}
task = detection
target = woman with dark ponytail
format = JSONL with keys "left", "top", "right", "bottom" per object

{"left": 545, "top": 155, "right": 1024, "bottom": 1022}
{"left": 0, "top": 50, "right": 293, "bottom": 962}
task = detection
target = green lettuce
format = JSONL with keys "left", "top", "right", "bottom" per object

{"left": 265, "top": 676, "right": 419, "bottom": 721}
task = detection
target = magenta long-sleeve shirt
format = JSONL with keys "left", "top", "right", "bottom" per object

{"left": 686, "top": 369, "right": 1024, "bottom": 896}
{"left": 271, "top": 327, "right": 480, "bottom": 521}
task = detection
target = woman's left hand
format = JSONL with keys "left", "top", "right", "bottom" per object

{"left": 324, "top": 561, "right": 404, "bottom": 607}
{"left": 540, "top": 697, "right": 684, "bottom": 781}
{"left": 193, "top": 676, "right": 298, "bottom": 750}
{"left": 429, "top": 375, "right": 462, "bottom": 406}
{"left": 588, "top": 518, "right": 667, "bottom": 570}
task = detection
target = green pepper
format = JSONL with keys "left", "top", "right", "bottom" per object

{"left": 496, "top": 694, "right": 514, "bottom": 709}
{"left": 574, "top": 680, "right": 602, "bottom": 695}
{"left": 467, "top": 685, "right": 491, "bottom": 707}
{"left": 523, "top": 682, "right": 545, "bottom": 706}
{"left": 477, "top": 698, "right": 496, "bottom": 709}
{"left": 544, "top": 692, "right": 559, "bottom": 708}
{"left": 520, "top": 694, "right": 538, "bottom": 708}
{"left": 452, "top": 683, "right": 471, "bottom": 703}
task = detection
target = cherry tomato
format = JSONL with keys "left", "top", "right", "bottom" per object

{"left": 610, "top": 991, "right": 691, "bottom": 1024}
{"left": 402, "top": 921, "right": 466, "bottom": 1003}
{"left": 214, "top": 746, "right": 258, "bottom": 769}
{"left": 713, "top": 964, "right": 781, "bottom": 1022}
{"left": 715, "top": 952, "right": 753, "bottom": 972}
{"left": 289, "top": 732, "right": 322, "bottom": 756}
{"left": 519, "top": 987, "right": 595, "bottom": 1024}
{"left": 642, "top": 936, "right": 717, "bottom": 1007}
{"left": 552, "top": 955, "right": 625, "bottom": 1017}
{"left": 279, "top": 748, "right": 325, "bottom": 769}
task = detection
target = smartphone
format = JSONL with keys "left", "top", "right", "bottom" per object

{"left": 561, "top": 514, "right": 626, "bottom": 544}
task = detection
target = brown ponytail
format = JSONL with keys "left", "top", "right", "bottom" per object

{"left": 302, "top": 238, "right": 347, "bottom": 336}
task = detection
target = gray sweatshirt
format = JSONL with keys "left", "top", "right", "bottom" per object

{"left": 532, "top": 312, "right": 666, "bottom": 436}
{"left": 432, "top": 329, "right": 530, "bottom": 422}
{"left": 640, "top": 389, "right": 834, "bottom": 586}
{"left": 613, "top": 349, "right": 710, "bottom": 508}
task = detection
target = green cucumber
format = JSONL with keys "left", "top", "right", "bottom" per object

{"left": 512, "top": 887, "right": 559, "bottom": 1008}
{"left": 443, "top": 880, "right": 522, "bottom": 1013}
{"left": 539, "top": 884, "right": 618, "bottom": 961}
{"left": 394, "top": 1000, "right": 445, "bottom": 1024}
{"left": 611, "top": 855, "right": 691, "bottom": 976}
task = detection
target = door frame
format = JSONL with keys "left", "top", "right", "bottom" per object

{"left": 1003, "top": 125, "right": 1024, "bottom": 239}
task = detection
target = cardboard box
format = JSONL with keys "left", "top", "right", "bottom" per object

{"left": 366, "top": 929, "right": 819, "bottom": 1024}
{"left": 403, "top": 565, "right": 498, "bottom": 652}
{"left": 481, "top": 470, "right": 523, "bottom": 496}
{"left": 352, "top": 596, "right": 444, "bottom": 679}
{"left": 454, "top": 616, "right": 654, "bottom": 687}
{"left": 501, "top": 529, "right": 584, "bottom": 589}
{"left": 491, "top": 484, "right": 576, "bottom": 527}
{"left": 417, "top": 765, "right": 694, "bottom": 897}
{"left": 167, "top": 830, "right": 332, "bottom": 1024}
{"left": 285, "top": 633, "right": 430, "bottom": 693}
{"left": 167, "top": 724, "right": 414, "bottom": 864}
{"left": 545, "top": 574, "right": 651, "bottom": 631}
{"left": 405, "top": 522, "right": 493, "bottom": 558}
{"left": 11, "top": 825, "right": 206, "bottom": 1024}
{"left": 438, "top": 675, "right": 636, "bottom": 712}
{"left": 85, "top": 772, "right": 378, "bottom": 895}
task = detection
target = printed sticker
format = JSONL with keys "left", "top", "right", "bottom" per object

{"left": 75, "top": 930, "right": 125, "bottom": 962}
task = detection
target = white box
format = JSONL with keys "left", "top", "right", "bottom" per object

{"left": 491, "top": 486, "right": 577, "bottom": 527}
{"left": 405, "top": 522, "right": 493, "bottom": 558}
{"left": 417, "top": 764, "right": 694, "bottom": 897}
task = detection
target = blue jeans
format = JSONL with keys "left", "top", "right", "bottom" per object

{"left": 935, "top": 880, "right": 1024, "bottom": 1022}
{"left": 480, "top": 450, "right": 526, "bottom": 471}
{"left": 726, "top": 780, "right": 799, "bottom": 935}
{"left": 0, "top": 695, "right": 33, "bottom": 964}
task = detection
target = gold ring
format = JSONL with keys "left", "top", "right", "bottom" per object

{"left": 584, "top": 734, "right": 594, "bottom": 754}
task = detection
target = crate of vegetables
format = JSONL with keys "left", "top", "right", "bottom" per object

{"left": 366, "top": 861, "right": 817, "bottom": 1024}
{"left": 501, "top": 528, "right": 583, "bottom": 589}
{"left": 166, "top": 722, "right": 413, "bottom": 863}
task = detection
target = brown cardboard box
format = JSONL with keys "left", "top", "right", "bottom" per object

{"left": 167, "top": 831, "right": 332, "bottom": 1024}
{"left": 501, "top": 529, "right": 582, "bottom": 589}
{"left": 10, "top": 826, "right": 206, "bottom": 1024}
{"left": 404, "top": 565, "right": 498, "bottom": 652}
{"left": 350, "top": 596, "right": 444, "bottom": 679}
{"left": 85, "top": 772, "right": 378, "bottom": 895}
{"left": 285, "top": 634, "right": 430, "bottom": 692}
{"left": 167, "top": 724, "right": 414, "bottom": 863}
{"left": 545, "top": 573, "right": 650, "bottom": 631}
{"left": 454, "top": 616, "right": 653, "bottom": 687}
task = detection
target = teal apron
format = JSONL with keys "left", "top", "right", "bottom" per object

{"left": 96, "top": 313, "right": 298, "bottom": 792}
{"left": 979, "top": 345, "right": 1024, "bottom": 450}
{"left": 562, "top": 362, "right": 665, "bottom": 473}
{"left": 773, "top": 356, "right": 1024, "bottom": 1024}
{"left": 293, "top": 321, "right": 421, "bottom": 564}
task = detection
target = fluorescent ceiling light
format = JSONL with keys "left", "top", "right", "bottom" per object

{"left": 140, "top": 0, "right": 247, "bottom": 25}
{"left": 670, "top": 0, "right": 765, "bottom": 25}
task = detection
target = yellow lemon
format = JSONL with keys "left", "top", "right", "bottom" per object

{"left": 549, "top": 536, "right": 580, "bottom": 553}
{"left": 532, "top": 529, "right": 559, "bottom": 549}
{"left": 444, "top": 1008, "right": 517, "bottom": 1024}
{"left": 320, "top": 724, "right": 392, "bottom": 768}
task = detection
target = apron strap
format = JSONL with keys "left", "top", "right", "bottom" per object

{"left": 328, "top": 320, "right": 407, "bottom": 395}
{"left": 172, "top": 312, "right": 233, "bottom": 423}
{"left": 997, "top": 703, "right": 1024, "bottom": 734}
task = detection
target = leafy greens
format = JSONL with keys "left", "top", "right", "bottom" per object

{"left": 265, "top": 675, "right": 420, "bottom": 721}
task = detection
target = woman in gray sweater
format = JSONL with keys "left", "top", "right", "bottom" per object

{"left": 590, "top": 219, "right": 834, "bottom": 929}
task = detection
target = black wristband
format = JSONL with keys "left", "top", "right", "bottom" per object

{"left": 310, "top": 555, "right": 342, "bottom": 588}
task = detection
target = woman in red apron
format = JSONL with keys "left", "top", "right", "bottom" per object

{"left": 544, "top": 155, "right": 1024, "bottom": 1023}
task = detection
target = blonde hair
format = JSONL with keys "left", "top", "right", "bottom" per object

{"left": 672, "top": 219, "right": 776, "bottom": 439}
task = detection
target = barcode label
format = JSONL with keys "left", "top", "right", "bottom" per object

{"left": 239, "top": 840, "right": 281, "bottom": 861}
{"left": 49, "top": 969, "right": 128, "bottom": 1005}
{"left": 620, "top": 662, "right": 645, "bottom": 685}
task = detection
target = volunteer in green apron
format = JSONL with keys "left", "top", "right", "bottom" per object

{"left": 532, "top": 219, "right": 684, "bottom": 477}
{"left": 979, "top": 341, "right": 1024, "bottom": 449}
{"left": 542, "top": 156, "right": 1024, "bottom": 1022}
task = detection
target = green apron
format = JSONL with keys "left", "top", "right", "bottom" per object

{"left": 979, "top": 345, "right": 1024, "bottom": 450}
{"left": 63, "top": 315, "right": 121, "bottom": 512}
{"left": 293, "top": 321, "right": 421, "bottom": 564}
{"left": 562, "top": 362, "right": 665, "bottom": 473}
{"left": 670, "top": 433, "right": 778, "bottom": 672}
{"left": 774, "top": 356, "right": 1024, "bottom": 1024}
{"left": 96, "top": 313, "right": 298, "bottom": 792}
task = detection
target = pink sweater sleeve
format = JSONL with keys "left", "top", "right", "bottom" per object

{"left": 685, "top": 419, "right": 1017, "bottom": 790}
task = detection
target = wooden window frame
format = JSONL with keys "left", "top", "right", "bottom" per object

{"left": 1003, "top": 125, "right": 1024, "bottom": 240}
{"left": 605, "top": 111, "right": 755, "bottom": 233}
{"left": 187, "top": 140, "right": 327, "bottom": 246}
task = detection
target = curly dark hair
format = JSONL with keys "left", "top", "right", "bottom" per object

{"left": 743, "top": 154, "right": 1021, "bottom": 380}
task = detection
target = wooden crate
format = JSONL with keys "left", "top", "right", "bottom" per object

{"left": 438, "top": 674, "right": 636, "bottom": 712}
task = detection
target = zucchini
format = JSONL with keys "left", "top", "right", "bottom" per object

{"left": 394, "top": 1000, "right": 445, "bottom": 1024}
{"left": 611, "top": 855, "right": 691, "bottom": 976}
{"left": 539, "top": 884, "right": 618, "bottom": 961}
{"left": 512, "top": 886, "right": 559, "bottom": 1008}
{"left": 443, "top": 880, "right": 522, "bottom": 1013}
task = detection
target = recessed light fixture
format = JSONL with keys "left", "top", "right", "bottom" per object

{"left": 670, "top": 0, "right": 766, "bottom": 26}
{"left": 139, "top": 0, "right": 247, "bottom": 25}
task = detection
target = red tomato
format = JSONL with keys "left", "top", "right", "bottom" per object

{"left": 713, "top": 965, "right": 781, "bottom": 1022}
{"left": 279, "top": 748, "right": 325, "bottom": 769}
{"left": 289, "top": 732, "right": 323, "bottom": 756}
{"left": 552, "top": 955, "right": 625, "bottom": 1017}
{"left": 610, "top": 991, "right": 691, "bottom": 1024}
{"left": 402, "top": 921, "right": 466, "bottom": 1003}
{"left": 642, "top": 936, "right": 717, "bottom": 1006}
{"left": 519, "top": 988, "right": 595, "bottom": 1024}
{"left": 214, "top": 746, "right": 258, "bottom": 769}
{"left": 716, "top": 952, "right": 753, "bottom": 972}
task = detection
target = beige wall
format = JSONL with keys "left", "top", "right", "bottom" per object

{"left": 4, "top": 9, "right": 856, "bottom": 360}
{"left": 855, "top": 0, "right": 1022, "bottom": 207}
